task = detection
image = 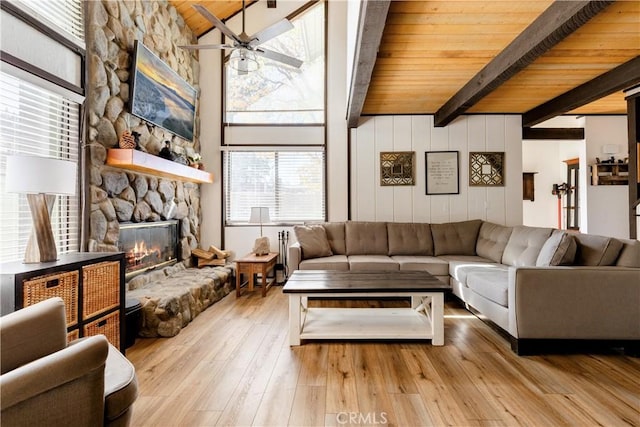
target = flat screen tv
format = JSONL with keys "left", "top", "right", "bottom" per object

{"left": 130, "top": 40, "right": 197, "bottom": 142}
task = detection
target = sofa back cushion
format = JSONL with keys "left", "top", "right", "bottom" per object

{"left": 345, "top": 222, "right": 388, "bottom": 255}
{"left": 475, "top": 222, "right": 513, "bottom": 263}
{"left": 322, "top": 222, "right": 346, "bottom": 255}
{"left": 536, "top": 230, "right": 577, "bottom": 266}
{"left": 572, "top": 233, "right": 624, "bottom": 266}
{"left": 387, "top": 222, "right": 434, "bottom": 256}
{"left": 294, "top": 225, "right": 333, "bottom": 260}
{"left": 502, "top": 226, "right": 552, "bottom": 266}
{"left": 616, "top": 238, "right": 640, "bottom": 268}
{"left": 431, "top": 219, "right": 482, "bottom": 256}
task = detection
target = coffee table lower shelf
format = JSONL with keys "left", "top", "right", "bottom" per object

{"left": 299, "top": 307, "right": 434, "bottom": 341}
{"left": 287, "top": 292, "right": 444, "bottom": 346}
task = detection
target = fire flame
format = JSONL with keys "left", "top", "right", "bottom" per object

{"left": 126, "top": 240, "right": 161, "bottom": 268}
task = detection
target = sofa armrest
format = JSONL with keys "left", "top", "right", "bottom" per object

{"left": 1, "top": 297, "right": 68, "bottom": 374}
{"left": 288, "top": 242, "right": 302, "bottom": 272}
{"left": 1, "top": 335, "right": 109, "bottom": 424}
{"left": 508, "top": 266, "right": 640, "bottom": 339}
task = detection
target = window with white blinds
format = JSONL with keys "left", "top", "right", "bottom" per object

{"left": 0, "top": 71, "right": 80, "bottom": 262}
{"left": 17, "top": 0, "right": 85, "bottom": 44}
{"left": 224, "top": 150, "right": 325, "bottom": 224}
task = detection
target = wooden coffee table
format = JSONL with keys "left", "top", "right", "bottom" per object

{"left": 283, "top": 270, "right": 450, "bottom": 346}
{"left": 235, "top": 252, "right": 278, "bottom": 297}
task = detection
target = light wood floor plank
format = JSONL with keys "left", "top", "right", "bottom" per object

{"left": 325, "top": 343, "right": 360, "bottom": 414}
{"left": 127, "top": 289, "right": 640, "bottom": 427}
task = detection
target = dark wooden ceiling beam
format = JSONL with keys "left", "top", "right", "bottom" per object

{"left": 522, "top": 127, "right": 585, "bottom": 140}
{"left": 434, "top": 0, "right": 614, "bottom": 128}
{"left": 267, "top": 1, "right": 277, "bottom": 8}
{"left": 346, "top": 0, "right": 391, "bottom": 129}
{"left": 523, "top": 56, "right": 640, "bottom": 127}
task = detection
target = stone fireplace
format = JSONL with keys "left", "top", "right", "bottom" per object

{"left": 85, "top": 1, "right": 203, "bottom": 264}
{"left": 118, "top": 220, "right": 178, "bottom": 279}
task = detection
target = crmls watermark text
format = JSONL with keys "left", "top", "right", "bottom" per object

{"left": 336, "top": 412, "right": 388, "bottom": 425}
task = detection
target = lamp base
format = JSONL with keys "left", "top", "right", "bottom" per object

{"left": 24, "top": 193, "right": 58, "bottom": 263}
{"left": 253, "top": 236, "right": 270, "bottom": 256}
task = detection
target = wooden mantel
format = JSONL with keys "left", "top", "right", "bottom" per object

{"left": 106, "top": 149, "right": 213, "bottom": 184}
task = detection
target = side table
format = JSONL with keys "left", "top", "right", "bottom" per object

{"left": 235, "top": 252, "right": 278, "bottom": 297}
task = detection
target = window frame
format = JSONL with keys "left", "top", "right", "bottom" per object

{"left": 221, "top": 1, "right": 328, "bottom": 230}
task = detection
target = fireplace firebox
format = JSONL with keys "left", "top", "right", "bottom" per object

{"left": 118, "top": 220, "right": 179, "bottom": 279}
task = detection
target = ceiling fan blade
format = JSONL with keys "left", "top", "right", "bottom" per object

{"left": 249, "top": 19, "right": 294, "bottom": 46}
{"left": 179, "top": 44, "right": 234, "bottom": 51}
{"left": 254, "top": 48, "right": 303, "bottom": 68}
{"left": 193, "top": 4, "right": 241, "bottom": 44}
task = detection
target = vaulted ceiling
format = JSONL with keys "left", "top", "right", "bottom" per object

{"left": 172, "top": 0, "right": 640, "bottom": 128}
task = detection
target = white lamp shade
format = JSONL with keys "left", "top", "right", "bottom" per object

{"left": 5, "top": 155, "right": 77, "bottom": 195}
{"left": 249, "top": 207, "right": 270, "bottom": 224}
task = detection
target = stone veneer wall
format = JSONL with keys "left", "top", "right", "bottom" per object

{"left": 86, "top": 0, "right": 202, "bottom": 263}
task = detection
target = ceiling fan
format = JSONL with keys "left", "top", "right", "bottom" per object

{"left": 180, "top": 1, "right": 303, "bottom": 74}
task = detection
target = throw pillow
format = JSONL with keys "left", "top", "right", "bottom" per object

{"left": 293, "top": 225, "right": 333, "bottom": 260}
{"left": 536, "top": 231, "right": 577, "bottom": 266}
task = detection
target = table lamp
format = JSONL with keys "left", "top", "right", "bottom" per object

{"left": 5, "top": 155, "right": 77, "bottom": 263}
{"left": 249, "top": 207, "right": 270, "bottom": 255}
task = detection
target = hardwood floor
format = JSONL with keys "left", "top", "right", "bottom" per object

{"left": 127, "top": 287, "right": 640, "bottom": 426}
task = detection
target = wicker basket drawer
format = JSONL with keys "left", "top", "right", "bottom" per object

{"left": 23, "top": 271, "right": 79, "bottom": 327}
{"left": 67, "top": 329, "right": 79, "bottom": 344}
{"left": 82, "top": 261, "right": 120, "bottom": 320}
{"left": 84, "top": 311, "right": 120, "bottom": 350}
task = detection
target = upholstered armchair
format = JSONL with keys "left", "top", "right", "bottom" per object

{"left": 0, "top": 297, "right": 138, "bottom": 426}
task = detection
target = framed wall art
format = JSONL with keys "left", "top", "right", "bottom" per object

{"left": 425, "top": 151, "right": 459, "bottom": 195}
{"left": 380, "top": 151, "right": 415, "bottom": 186}
{"left": 469, "top": 152, "right": 505, "bottom": 186}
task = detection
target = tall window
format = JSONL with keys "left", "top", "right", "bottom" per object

{"left": 224, "top": 150, "right": 325, "bottom": 224}
{"left": 0, "top": 0, "right": 84, "bottom": 263}
{"left": 223, "top": 1, "right": 327, "bottom": 225}
{"left": 225, "top": 1, "right": 325, "bottom": 124}
{"left": 0, "top": 72, "right": 80, "bottom": 262}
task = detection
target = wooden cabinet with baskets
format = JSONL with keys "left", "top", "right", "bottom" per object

{"left": 0, "top": 252, "right": 125, "bottom": 352}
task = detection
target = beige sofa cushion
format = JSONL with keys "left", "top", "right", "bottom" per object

{"left": 321, "top": 222, "right": 346, "bottom": 255}
{"left": 431, "top": 219, "right": 482, "bottom": 256}
{"left": 616, "top": 238, "right": 640, "bottom": 268}
{"left": 466, "top": 270, "right": 509, "bottom": 307}
{"left": 536, "top": 230, "right": 577, "bottom": 266}
{"left": 476, "top": 222, "right": 513, "bottom": 263}
{"left": 573, "top": 233, "right": 624, "bottom": 266}
{"left": 502, "top": 226, "right": 552, "bottom": 266}
{"left": 293, "top": 225, "right": 333, "bottom": 259}
{"left": 299, "top": 255, "right": 349, "bottom": 270}
{"left": 387, "top": 222, "right": 434, "bottom": 256}
{"left": 348, "top": 255, "right": 399, "bottom": 271}
{"left": 390, "top": 256, "right": 449, "bottom": 276}
{"left": 345, "top": 222, "right": 388, "bottom": 255}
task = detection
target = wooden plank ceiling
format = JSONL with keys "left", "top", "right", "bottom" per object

{"left": 173, "top": 0, "right": 640, "bottom": 124}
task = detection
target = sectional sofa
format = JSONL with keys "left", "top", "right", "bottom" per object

{"left": 288, "top": 220, "right": 640, "bottom": 354}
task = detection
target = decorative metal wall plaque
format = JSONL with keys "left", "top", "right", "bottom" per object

{"left": 469, "top": 152, "right": 505, "bottom": 186}
{"left": 380, "top": 151, "right": 415, "bottom": 186}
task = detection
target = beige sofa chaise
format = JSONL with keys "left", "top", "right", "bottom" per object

{"left": 288, "top": 220, "right": 640, "bottom": 354}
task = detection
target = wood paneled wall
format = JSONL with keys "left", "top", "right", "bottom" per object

{"left": 350, "top": 115, "right": 523, "bottom": 226}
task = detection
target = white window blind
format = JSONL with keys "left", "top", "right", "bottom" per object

{"left": 224, "top": 150, "right": 325, "bottom": 224}
{"left": 16, "top": 0, "right": 85, "bottom": 44}
{"left": 0, "top": 71, "right": 80, "bottom": 262}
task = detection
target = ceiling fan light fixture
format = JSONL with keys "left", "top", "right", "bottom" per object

{"left": 228, "top": 49, "right": 260, "bottom": 73}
